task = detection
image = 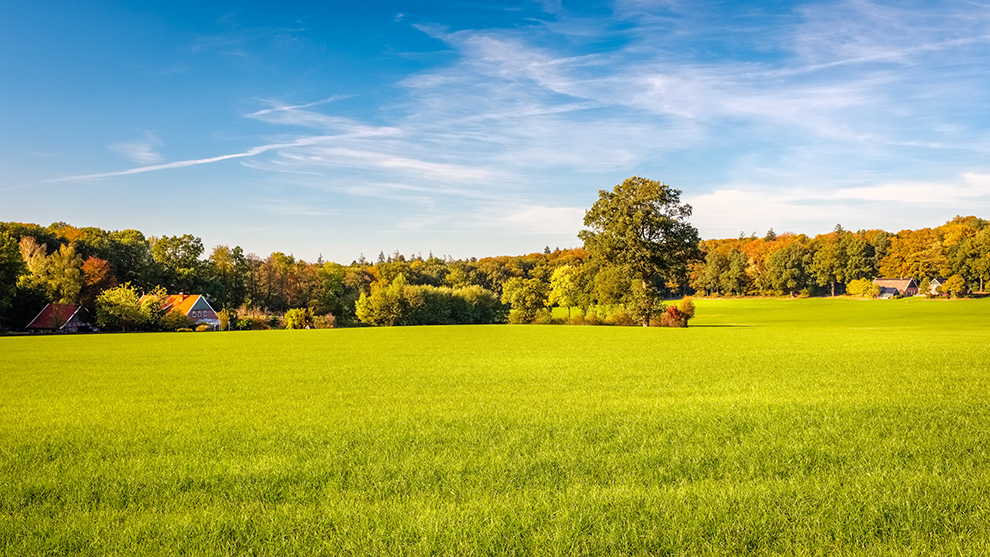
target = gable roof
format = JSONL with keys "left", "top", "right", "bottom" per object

{"left": 165, "top": 294, "right": 216, "bottom": 315}
{"left": 26, "top": 304, "right": 89, "bottom": 330}
{"left": 873, "top": 278, "right": 917, "bottom": 289}
{"left": 137, "top": 293, "right": 217, "bottom": 316}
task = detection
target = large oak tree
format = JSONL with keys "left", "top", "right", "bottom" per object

{"left": 579, "top": 176, "right": 701, "bottom": 325}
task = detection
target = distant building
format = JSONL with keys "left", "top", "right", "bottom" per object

{"left": 139, "top": 293, "right": 221, "bottom": 330}
{"left": 928, "top": 277, "right": 946, "bottom": 296}
{"left": 873, "top": 278, "right": 919, "bottom": 298}
{"left": 26, "top": 304, "right": 96, "bottom": 333}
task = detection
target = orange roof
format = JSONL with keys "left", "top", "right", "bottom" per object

{"left": 166, "top": 294, "right": 200, "bottom": 315}
{"left": 137, "top": 294, "right": 211, "bottom": 315}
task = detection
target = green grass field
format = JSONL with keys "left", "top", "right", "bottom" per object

{"left": 2, "top": 298, "right": 990, "bottom": 555}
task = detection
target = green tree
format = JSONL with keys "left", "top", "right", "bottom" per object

{"left": 942, "top": 274, "right": 967, "bottom": 297}
{"left": 578, "top": 176, "right": 701, "bottom": 325}
{"left": 548, "top": 265, "right": 581, "bottom": 318}
{"left": 500, "top": 276, "right": 550, "bottom": 324}
{"left": 0, "top": 232, "right": 26, "bottom": 327}
{"left": 284, "top": 307, "right": 315, "bottom": 329}
{"left": 846, "top": 278, "right": 880, "bottom": 297}
{"left": 766, "top": 241, "right": 813, "bottom": 295}
{"left": 355, "top": 274, "right": 406, "bottom": 326}
{"left": 106, "top": 229, "right": 159, "bottom": 289}
{"left": 207, "top": 245, "right": 249, "bottom": 309}
{"left": 811, "top": 226, "right": 848, "bottom": 296}
{"left": 693, "top": 250, "right": 727, "bottom": 296}
{"left": 719, "top": 249, "right": 749, "bottom": 295}
{"left": 151, "top": 234, "right": 204, "bottom": 293}
{"left": 95, "top": 283, "right": 142, "bottom": 331}
{"left": 139, "top": 285, "right": 169, "bottom": 330}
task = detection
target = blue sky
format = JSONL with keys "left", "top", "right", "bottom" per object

{"left": 3, "top": 0, "right": 990, "bottom": 262}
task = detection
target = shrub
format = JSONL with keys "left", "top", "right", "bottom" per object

{"left": 605, "top": 312, "right": 637, "bottom": 327}
{"left": 195, "top": 324, "right": 212, "bottom": 332}
{"left": 357, "top": 274, "right": 507, "bottom": 326}
{"left": 235, "top": 316, "right": 270, "bottom": 330}
{"left": 284, "top": 308, "right": 315, "bottom": 329}
{"left": 176, "top": 328, "right": 193, "bottom": 332}
{"left": 659, "top": 297, "right": 696, "bottom": 328}
{"left": 313, "top": 314, "right": 336, "bottom": 329}
{"left": 847, "top": 278, "right": 880, "bottom": 298}
{"left": 532, "top": 309, "right": 559, "bottom": 325}
{"left": 161, "top": 310, "right": 193, "bottom": 331}
{"left": 217, "top": 308, "right": 232, "bottom": 331}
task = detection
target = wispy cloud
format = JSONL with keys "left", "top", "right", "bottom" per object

{"left": 108, "top": 131, "right": 164, "bottom": 164}
{"left": 44, "top": 135, "right": 334, "bottom": 183}
{"left": 27, "top": 0, "right": 990, "bottom": 248}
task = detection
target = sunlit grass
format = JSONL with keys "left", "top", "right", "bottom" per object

{"left": 2, "top": 298, "right": 990, "bottom": 555}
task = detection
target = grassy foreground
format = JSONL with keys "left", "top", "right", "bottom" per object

{"left": 2, "top": 298, "right": 990, "bottom": 555}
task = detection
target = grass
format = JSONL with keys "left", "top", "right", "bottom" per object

{"left": 2, "top": 297, "right": 990, "bottom": 555}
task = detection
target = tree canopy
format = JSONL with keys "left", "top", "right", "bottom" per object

{"left": 578, "top": 176, "right": 701, "bottom": 324}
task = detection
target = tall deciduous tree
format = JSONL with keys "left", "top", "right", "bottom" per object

{"left": 151, "top": 234, "right": 204, "bottom": 293}
{"left": 0, "top": 232, "right": 26, "bottom": 326}
{"left": 578, "top": 176, "right": 701, "bottom": 325}
{"left": 548, "top": 265, "right": 581, "bottom": 318}
{"left": 208, "top": 245, "right": 248, "bottom": 309}
{"left": 79, "top": 256, "right": 117, "bottom": 310}
{"left": 766, "top": 241, "right": 813, "bottom": 295}
{"left": 18, "top": 238, "right": 83, "bottom": 304}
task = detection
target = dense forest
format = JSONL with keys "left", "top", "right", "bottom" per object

{"left": 2, "top": 178, "right": 988, "bottom": 332}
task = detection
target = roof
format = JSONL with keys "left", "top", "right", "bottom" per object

{"left": 26, "top": 304, "right": 87, "bottom": 330}
{"left": 873, "top": 278, "right": 918, "bottom": 290}
{"left": 138, "top": 293, "right": 216, "bottom": 316}
{"left": 168, "top": 294, "right": 218, "bottom": 315}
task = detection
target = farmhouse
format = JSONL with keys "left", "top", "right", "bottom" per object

{"left": 141, "top": 293, "right": 221, "bottom": 330}
{"left": 26, "top": 304, "right": 96, "bottom": 333}
{"left": 873, "top": 278, "right": 919, "bottom": 298}
{"left": 928, "top": 277, "right": 945, "bottom": 296}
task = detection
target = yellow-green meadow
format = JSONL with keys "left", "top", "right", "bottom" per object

{"left": 2, "top": 298, "right": 989, "bottom": 555}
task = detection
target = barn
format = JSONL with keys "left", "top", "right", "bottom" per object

{"left": 26, "top": 304, "right": 96, "bottom": 333}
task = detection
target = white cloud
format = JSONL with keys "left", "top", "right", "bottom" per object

{"left": 108, "top": 131, "right": 164, "bottom": 164}
{"left": 481, "top": 204, "right": 586, "bottom": 235}
{"left": 835, "top": 172, "right": 990, "bottom": 204}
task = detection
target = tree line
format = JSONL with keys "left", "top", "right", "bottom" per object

{"left": 689, "top": 216, "right": 990, "bottom": 298}
{"left": 2, "top": 178, "right": 987, "bottom": 331}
